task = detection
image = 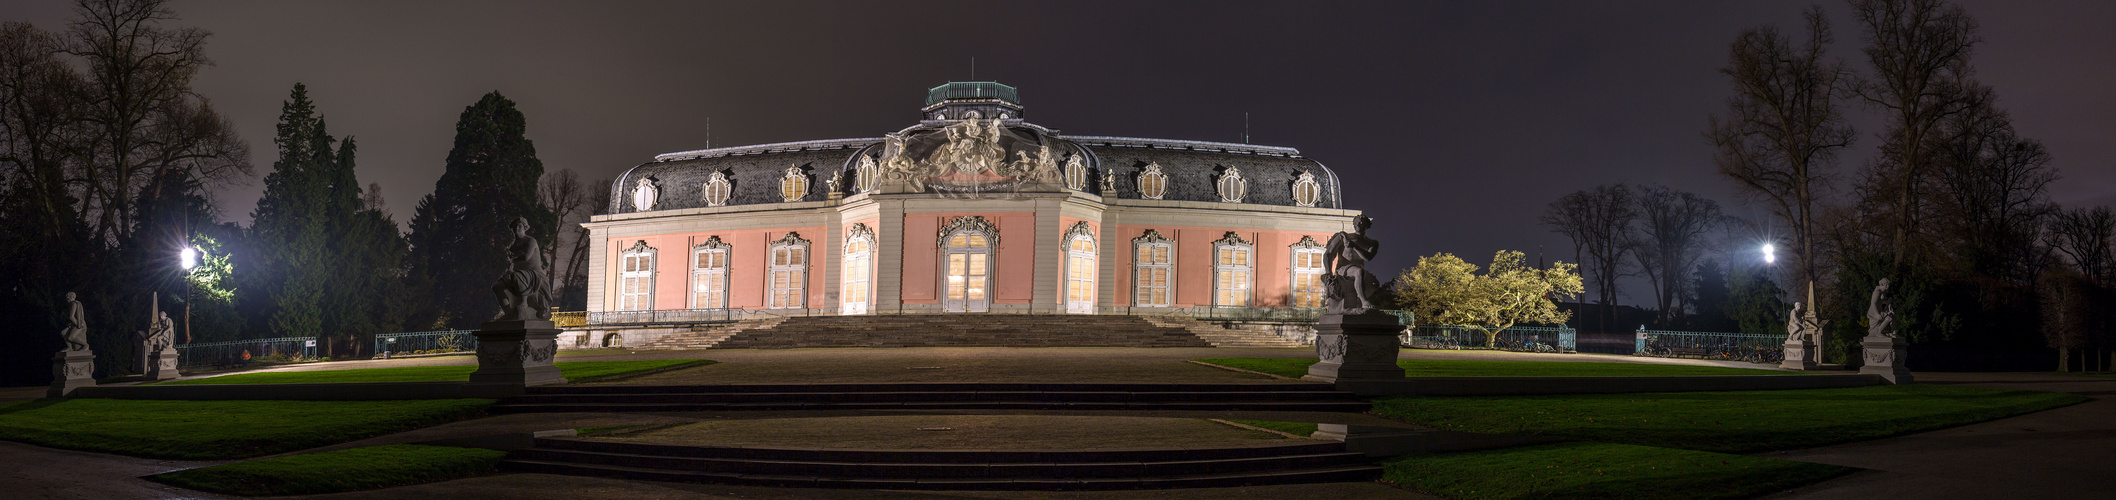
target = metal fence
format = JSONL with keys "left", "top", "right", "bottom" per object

{"left": 175, "top": 337, "right": 319, "bottom": 368}
{"left": 588, "top": 308, "right": 738, "bottom": 326}
{"left": 1406, "top": 324, "right": 1577, "bottom": 353}
{"left": 1634, "top": 328, "right": 1785, "bottom": 363}
{"left": 373, "top": 330, "right": 478, "bottom": 358}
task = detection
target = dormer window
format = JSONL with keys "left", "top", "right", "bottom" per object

{"left": 780, "top": 166, "right": 810, "bottom": 202}
{"left": 703, "top": 171, "right": 731, "bottom": 207}
{"left": 1216, "top": 167, "right": 1247, "bottom": 203}
{"left": 1292, "top": 171, "right": 1321, "bottom": 208}
{"left": 1064, "top": 155, "right": 1087, "bottom": 191}
{"left": 632, "top": 178, "right": 658, "bottom": 212}
{"left": 1137, "top": 163, "right": 1168, "bottom": 200}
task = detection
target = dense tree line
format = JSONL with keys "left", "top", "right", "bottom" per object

{"left": 0, "top": 0, "right": 602, "bottom": 384}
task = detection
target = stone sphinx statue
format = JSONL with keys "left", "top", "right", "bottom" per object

{"left": 492, "top": 217, "right": 552, "bottom": 322}
{"left": 1867, "top": 278, "right": 1896, "bottom": 339}
{"left": 59, "top": 292, "right": 89, "bottom": 352}
{"left": 1323, "top": 215, "right": 1383, "bottom": 315}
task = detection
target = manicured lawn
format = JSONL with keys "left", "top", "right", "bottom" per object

{"left": 150, "top": 444, "right": 506, "bottom": 496}
{"left": 0, "top": 399, "right": 492, "bottom": 459}
{"left": 1383, "top": 442, "right": 1853, "bottom": 500}
{"left": 1195, "top": 358, "right": 1791, "bottom": 379}
{"left": 1227, "top": 419, "right": 1320, "bottom": 437}
{"left": 164, "top": 359, "right": 711, "bottom": 385}
{"left": 1370, "top": 384, "right": 2085, "bottom": 454}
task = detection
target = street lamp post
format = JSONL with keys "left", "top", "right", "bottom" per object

{"left": 181, "top": 246, "right": 197, "bottom": 345}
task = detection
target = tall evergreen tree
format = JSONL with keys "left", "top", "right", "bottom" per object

{"left": 409, "top": 92, "right": 554, "bottom": 328}
{"left": 246, "top": 84, "right": 332, "bottom": 343}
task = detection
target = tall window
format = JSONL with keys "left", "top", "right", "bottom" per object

{"left": 1064, "top": 222, "right": 1097, "bottom": 314}
{"left": 939, "top": 216, "right": 999, "bottom": 313}
{"left": 619, "top": 241, "right": 656, "bottom": 311}
{"left": 1290, "top": 236, "right": 1325, "bottom": 308}
{"left": 842, "top": 224, "right": 875, "bottom": 315}
{"left": 691, "top": 237, "right": 730, "bottom": 309}
{"left": 1133, "top": 230, "right": 1173, "bottom": 307}
{"left": 768, "top": 232, "right": 809, "bottom": 309}
{"left": 1212, "top": 232, "right": 1253, "bottom": 307}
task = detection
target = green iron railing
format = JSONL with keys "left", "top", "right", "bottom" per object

{"left": 175, "top": 337, "right": 318, "bottom": 367}
{"left": 373, "top": 330, "right": 477, "bottom": 359}
{"left": 1634, "top": 327, "right": 1784, "bottom": 363}
{"left": 1406, "top": 324, "right": 1576, "bottom": 353}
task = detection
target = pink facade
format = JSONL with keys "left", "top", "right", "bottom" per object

{"left": 1106, "top": 225, "right": 1334, "bottom": 308}
{"left": 607, "top": 225, "right": 827, "bottom": 311}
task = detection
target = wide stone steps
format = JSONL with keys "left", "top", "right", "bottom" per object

{"left": 502, "top": 438, "right": 1381, "bottom": 490}
{"left": 1143, "top": 316, "right": 1309, "bottom": 348}
{"left": 707, "top": 314, "right": 1219, "bottom": 349}
{"left": 634, "top": 318, "right": 786, "bottom": 350}
{"left": 489, "top": 383, "right": 1371, "bottom": 414}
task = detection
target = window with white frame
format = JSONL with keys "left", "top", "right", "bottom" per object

{"left": 780, "top": 165, "right": 810, "bottom": 202}
{"left": 768, "top": 232, "right": 809, "bottom": 309}
{"left": 1290, "top": 236, "right": 1325, "bottom": 308}
{"left": 703, "top": 171, "right": 732, "bottom": 207}
{"left": 1133, "top": 230, "right": 1173, "bottom": 307}
{"left": 842, "top": 224, "right": 875, "bottom": 314}
{"left": 619, "top": 241, "right": 656, "bottom": 311}
{"left": 1137, "top": 163, "right": 1168, "bottom": 200}
{"left": 1291, "top": 171, "right": 1322, "bottom": 208}
{"left": 1212, "top": 232, "right": 1253, "bottom": 307}
{"left": 1063, "top": 222, "right": 1097, "bottom": 313}
{"left": 691, "top": 236, "right": 730, "bottom": 309}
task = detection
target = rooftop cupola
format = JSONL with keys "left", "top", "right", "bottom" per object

{"left": 923, "top": 81, "right": 1022, "bottom": 121}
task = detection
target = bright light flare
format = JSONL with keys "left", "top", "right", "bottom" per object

{"left": 181, "top": 246, "right": 198, "bottom": 270}
{"left": 1760, "top": 243, "right": 1776, "bottom": 264}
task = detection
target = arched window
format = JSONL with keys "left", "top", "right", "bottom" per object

{"left": 1133, "top": 230, "right": 1173, "bottom": 307}
{"left": 691, "top": 236, "right": 730, "bottom": 309}
{"left": 842, "top": 224, "right": 876, "bottom": 315}
{"left": 780, "top": 165, "right": 810, "bottom": 203}
{"left": 1064, "top": 155, "right": 1088, "bottom": 191}
{"left": 1137, "top": 163, "right": 1168, "bottom": 200}
{"left": 939, "top": 216, "right": 999, "bottom": 313}
{"left": 768, "top": 232, "right": 809, "bottom": 309}
{"left": 856, "top": 154, "right": 879, "bottom": 193}
{"left": 703, "top": 171, "right": 732, "bottom": 207}
{"left": 1063, "top": 222, "right": 1097, "bottom": 313}
{"left": 1212, "top": 232, "right": 1253, "bottom": 307}
{"left": 1290, "top": 236, "right": 1326, "bottom": 308}
{"left": 1216, "top": 167, "right": 1248, "bottom": 203}
{"left": 631, "top": 178, "right": 658, "bottom": 212}
{"left": 619, "top": 241, "right": 656, "bottom": 311}
{"left": 1292, "top": 171, "right": 1321, "bottom": 208}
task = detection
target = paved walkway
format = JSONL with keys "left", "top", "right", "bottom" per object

{"left": 1771, "top": 373, "right": 2116, "bottom": 499}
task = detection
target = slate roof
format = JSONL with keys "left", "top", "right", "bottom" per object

{"left": 610, "top": 127, "right": 1342, "bottom": 213}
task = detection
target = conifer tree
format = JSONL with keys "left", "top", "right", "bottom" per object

{"left": 246, "top": 84, "right": 333, "bottom": 341}
{"left": 409, "top": 92, "right": 554, "bottom": 328}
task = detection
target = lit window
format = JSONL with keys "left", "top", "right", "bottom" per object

{"left": 1290, "top": 236, "right": 1325, "bottom": 308}
{"left": 691, "top": 237, "right": 730, "bottom": 308}
{"left": 843, "top": 224, "right": 875, "bottom": 314}
{"left": 768, "top": 232, "right": 809, "bottom": 309}
{"left": 1064, "top": 222, "right": 1097, "bottom": 313}
{"left": 1216, "top": 167, "right": 1247, "bottom": 203}
{"left": 619, "top": 241, "right": 655, "bottom": 311}
{"left": 1137, "top": 163, "right": 1167, "bottom": 200}
{"left": 780, "top": 165, "right": 810, "bottom": 202}
{"left": 1212, "top": 232, "right": 1253, "bottom": 306}
{"left": 1133, "top": 230, "right": 1172, "bottom": 307}
{"left": 1292, "top": 171, "right": 1321, "bottom": 208}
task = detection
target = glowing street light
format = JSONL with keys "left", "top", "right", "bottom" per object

{"left": 179, "top": 245, "right": 200, "bottom": 344}
{"left": 180, "top": 246, "right": 199, "bottom": 271}
{"left": 1761, "top": 243, "right": 1776, "bottom": 265}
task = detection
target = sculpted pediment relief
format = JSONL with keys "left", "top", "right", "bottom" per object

{"left": 876, "top": 112, "right": 1069, "bottom": 196}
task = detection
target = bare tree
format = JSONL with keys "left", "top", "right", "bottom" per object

{"left": 360, "top": 181, "right": 387, "bottom": 213}
{"left": 1923, "top": 87, "right": 2056, "bottom": 283}
{"left": 1541, "top": 184, "right": 1638, "bottom": 331}
{"left": 0, "top": 22, "right": 87, "bottom": 232}
{"left": 65, "top": 0, "right": 249, "bottom": 244}
{"left": 1851, "top": 0, "right": 1981, "bottom": 270}
{"left": 2049, "top": 207, "right": 2115, "bottom": 284}
{"left": 1627, "top": 185, "right": 1724, "bottom": 327}
{"left": 538, "top": 168, "right": 587, "bottom": 301}
{"left": 1708, "top": 6, "right": 1853, "bottom": 308}
{"left": 559, "top": 178, "right": 611, "bottom": 310}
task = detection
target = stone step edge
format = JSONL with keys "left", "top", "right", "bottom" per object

{"left": 518, "top": 446, "right": 1362, "bottom": 469}
{"left": 500, "top": 459, "right": 1382, "bottom": 490}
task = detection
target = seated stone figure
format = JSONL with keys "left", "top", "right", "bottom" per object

{"left": 1324, "top": 215, "right": 1382, "bottom": 315}
{"left": 493, "top": 217, "right": 552, "bottom": 322}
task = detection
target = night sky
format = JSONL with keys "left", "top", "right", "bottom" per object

{"left": 7, "top": 1, "right": 2112, "bottom": 302}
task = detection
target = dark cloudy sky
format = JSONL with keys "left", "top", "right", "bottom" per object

{"left": 7, "top": 1, "right": 2113, "bottom": 302}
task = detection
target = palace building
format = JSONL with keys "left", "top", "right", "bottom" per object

{"left": 577, "top": 82, "right": 1362, "bottom": 345}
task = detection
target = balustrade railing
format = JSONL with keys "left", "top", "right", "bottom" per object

{"left": 1406, "top": 324, "right": 1576, "bottom": 353}
{"left": 175, "top": 337, "right": 318, "bottom": 367}
{"left": 552, "top": 310, "right": 586, "bottom": 328}
{"left": 588, "top": 308, "right": 738, "bottom": 326}
{"left": 373, "top": 330, "right": 478, "bottom": 358}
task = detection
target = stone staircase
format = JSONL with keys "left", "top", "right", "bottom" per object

{"left": 504, "top": 438, "right": 1380, "bottom": 490}
{"left": 629, "top": 314, "right": 1310, "bottom": 350}
{"left": 1141, "top": 316, "right": 1308, "bottom": 348}
{"left": 490, "top": 382, "right": 1370, "bottom": 413}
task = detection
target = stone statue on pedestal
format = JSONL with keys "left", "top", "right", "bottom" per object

{"left": 142, "top": 309, "right": 179, "bottom": 380}
{"left": 50, "top": 292, "right": 97, "bottom": 397}
{"left": 492, "top": 217, "right": 551, "bottom": 322}
{"left": 1780, "top": 301, "right": 1819, "bottom": 370}
{"left": 470, "top": 216, "right": 566, "bottom": 394}
{"left": 1305, "top": 215, "right": 1405, "bottom": 390}
{"left": 1861, "top": 278, "right": 1912, "bottom": 384}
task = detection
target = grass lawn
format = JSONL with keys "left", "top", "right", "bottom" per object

{"left": 1383, "top": 442, "right": 1853, "bottom": 500}
{"left": 1370, "top": 384, "right": 2086, "bottom": 454}
{"left": 163, "top": 359, "right": 711, "bottom": 385}
{"left": 150, "top": 444, "right": 506, "bottom": 496}
{"left": 0, "top": 398, "right": 491, "bottom": 459}
{"left": 1195, "top": 358, "right": 1791, "bottom": 379}
{"left": 1227, "top": 419, "right": 1320, "bottom": 437}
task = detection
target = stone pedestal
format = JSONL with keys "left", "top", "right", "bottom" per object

{"left": 468, "top": 320, "right": 566, "bottom": 396}
{"left": 1780, "top": 337, "right": 1817, "bottom": 371}
{"left": 48, "top": 350, "right": 97, "bottom": 398}
{"left": 146, "top": 348, "right": 180, "bottom": 381}
{"left": 1860, "top": 336, "right": 1913, "bottom": 384}
{"left": 1303, "top": 311, "right": 1405, "bottom": 384}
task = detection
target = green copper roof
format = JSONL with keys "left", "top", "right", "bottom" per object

{"left": 926, "top": 81, "right": 1019, "bottom": 106}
